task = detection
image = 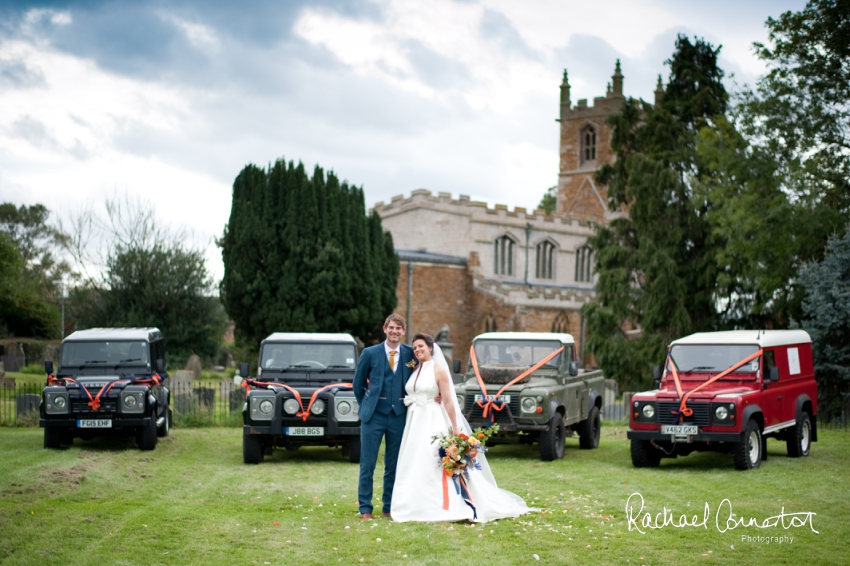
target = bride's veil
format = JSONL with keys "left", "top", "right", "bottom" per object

{"left": 433, "top": 342, "right": 498, "bottom": 485}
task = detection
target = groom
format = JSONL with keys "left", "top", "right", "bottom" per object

{"left": 353, "top": 313, "right": 414, "bottom": 520}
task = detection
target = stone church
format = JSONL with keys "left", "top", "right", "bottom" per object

{"left": 375, "top": 61, "right": 656, "bottom": 369}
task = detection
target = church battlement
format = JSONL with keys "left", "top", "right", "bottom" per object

{"left": 374, "top": 189, "right": 596, "bottom": 229}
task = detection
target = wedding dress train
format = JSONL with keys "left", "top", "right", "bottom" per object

{"left": 390, "top": 358, "right": 532, "bottom": 523}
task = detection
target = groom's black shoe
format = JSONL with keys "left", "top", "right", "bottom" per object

{"left": 360, "top": 513, "right": 373, "bottom": 521}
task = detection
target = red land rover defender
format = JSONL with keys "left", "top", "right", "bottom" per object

{"left": 627, "top": 330, "right": 817, "bottom": 470}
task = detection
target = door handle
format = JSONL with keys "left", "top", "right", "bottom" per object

{"left": 776, "top": 396, "right": 782, "bottom": 401}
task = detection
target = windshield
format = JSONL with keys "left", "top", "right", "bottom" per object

{"left": 668, "top": 344, "right": 760, "bottom": 374}
{"left": 260, "top": 343, "right": 357, "bottom": 370}
{"left": 472, "top": 340, "right": 566, "bottom": 369}
{"left": 60, "top": 341, "right": 149, "bottom": 367}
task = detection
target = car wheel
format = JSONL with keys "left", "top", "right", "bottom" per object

{"left": 578, "top": 405, "right": 601, "bottom": 449}
{"left": 539, "top": 412, "right": 566, "bottom": 461}
{"left": 243, "top": 433, "right": 264, "bottom": 464}
{"left": 733, "top": 419, "right": 762, "bottom": 470}
{"left": 630, "top": 439, "right": 660, "bottom": 468}
{"left": 157, "top": 407, "right": 172, "bottom": 438}
{"left": 137, "top": 416, "right": 158, "bottom": 451}
{"left": 347, "top": 436, "right": 361, "bottom": 464}
{"left": 786, "top": 413, "right": 812, "bottom": 458}
{"left": 44, "top": 427, "right": 62, "bottom": 449}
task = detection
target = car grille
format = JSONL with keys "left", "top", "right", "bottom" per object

{"left": 656, "top": 401, "right": 710, "bottom": 426}
{"left": 281, "top": 395, "right": 329, "bottom": 419}
{"left": 71, "top": 397, "right": 118, "bottom": 414}
{"left": 464, "top": 396, "right": 520, "bottom": 421}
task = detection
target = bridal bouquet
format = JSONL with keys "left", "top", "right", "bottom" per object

{"left": 432, "top": 424, "right": 500, "bottom": 479}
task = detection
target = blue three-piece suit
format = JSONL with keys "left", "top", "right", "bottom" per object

{"left": 353, "top": 342, "right": 414, "bottom": 515}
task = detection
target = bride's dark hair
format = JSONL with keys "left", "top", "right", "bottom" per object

{"left": 411, "top": 333, "right": 434, "bottom": 353}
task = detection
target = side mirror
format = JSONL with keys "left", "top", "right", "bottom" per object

{"left": 156, "top": 359, "right": 165, "bottom": 374}
{"left": 769, "top": 367, "right": 779, "bottom": 382}
{"left": 239, "top": 362, "right": 249, "bottom": 378}
{"left": 44, "top": 360, "right": 54, "bottom": 375}
{"left": 453, "top": 359, "right": 461, "bottom": 374}
{"left": 569, "top": 361, "right": 578, "bottom": 377}
{"left": 652, "top": 365, "right": 661, "bottom": 382}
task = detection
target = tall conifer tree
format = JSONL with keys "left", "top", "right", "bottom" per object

{"left": 220, "top": 158, "right": 398, "bottom": 348}
{"left": 581, "top": 36, "right": 728, "bottom": 389}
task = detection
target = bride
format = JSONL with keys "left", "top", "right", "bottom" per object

{"left": 390, "top": 333, "right": 532, "bottom": 522}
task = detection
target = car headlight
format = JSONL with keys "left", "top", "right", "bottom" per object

{"left": 284, "top": 398, "right": 300, "bottom": 415}
{"left": 456, "top": 396, "right": 464, "bottom": 409}
{"left": 642, "top": 404, "right": 655, "bottom": 419}
{"left": 337, "top": 401, "right": 351, "bottom": 415}
{"left": 311, "top": 399, "right": 325, "bottom": 415}
{"left": 521, "top": 397, "right": 537, "bottom": 413}
{"left": 715, "top": 406, "right": 728, "bottom": 420}
{"left": 121, "top": 391, "right": 145, "bottom": 413}
{"left": 259, "top": 400, "right": 274, "bottom": 414}
{"left": 45, "top": 390, "right": 69, "bottom": 414}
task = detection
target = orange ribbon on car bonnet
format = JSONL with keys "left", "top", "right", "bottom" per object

{"left": 669, "top": 350, "right": 763, "bottom": 423}
{"left": 469, "top": 345, "right": 564, "bottom": 425}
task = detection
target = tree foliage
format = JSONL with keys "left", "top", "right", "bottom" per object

{"left": 581, "top": 36, "right": 728, "bottom": 389}
{"left": 64, "top": 194, "right": 224, "bottom": 361}
{"left": 798, "top": 228, "right": 850, "bottom": 422}
{"left": 0, "top": 232, "right": 59, "bottom": 338}
{"left": 537, "top": 186, "right": 557, "bottom": 215}
{"left": 73, "top": 244, "right": 225, "bottom": 360}
{"left": 700, "top": 0, "right": 850, "bottom": 329}
{"left": 220, "top": 159, "right": 399, "bottom": 347}
{"left": 0, "top": 203, "right": 68, "bottom": 338}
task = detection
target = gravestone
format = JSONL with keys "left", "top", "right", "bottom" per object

{"left": 171, "top": 370, "right": 195, "bottom": 413}
{"left": 602, "top": 379, "right": 624, "bottom": 420}
{"left": 222, "top": 379, "right": 245, "bottom": 413}
{"left": 16, "top": 394, "right": 40, "bottom": 419}
{"left": 194, "top": 387, "right": 215, "bottom": 412}
{"left": 185, "top": 354, "right": 202, "bottom": 381}
{"left": 0, "top": 377, "right": 15, "bottom": 390}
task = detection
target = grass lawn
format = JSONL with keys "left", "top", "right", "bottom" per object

{"left": 0, "top": 422, "right": 847, "bottom": 565}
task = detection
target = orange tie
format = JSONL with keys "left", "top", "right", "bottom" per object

{"left": 389, "top": 350, "right": 395, "bottom": 371}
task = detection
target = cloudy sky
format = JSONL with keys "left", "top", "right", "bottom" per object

{"left": 1, "top": 0, "right": 805, "bottom": 280}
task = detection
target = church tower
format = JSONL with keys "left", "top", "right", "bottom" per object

{"left": 556, "top": 60, "right": 627, "bottom": 224}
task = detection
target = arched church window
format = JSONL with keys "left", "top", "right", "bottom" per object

{"left": 575, "top": 245, "right": 593, "bottom": 283}
{"left": 581, "top": 125, "right": 596, "bottom": 163}
{"left": 551, "top": 311, "right": 569, "bottom": 333}
{"left": 494, "top": 235, "right": 515, "bottom": 276}
{"left": 535, "top": 240, "right": 556, "bottom": 280}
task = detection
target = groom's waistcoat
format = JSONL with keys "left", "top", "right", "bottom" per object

{"left": 374, "top": 355, "right": 404, "bottom": 416}
{"left": 353, "top": 343, "right": 411, "bottom": 423}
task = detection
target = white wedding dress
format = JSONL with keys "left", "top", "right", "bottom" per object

{"left": 390, "top": 356, "right": 532, "bottom": 523}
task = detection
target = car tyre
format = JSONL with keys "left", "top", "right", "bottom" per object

{"left": 157, "top": 407, "right": 171, "bottom": 438}
{"left": 44, "top": 427, "right": 62, "bottom": 449}
{"left": 786, "top": 413, "right": 811, "bottom": 458}
{"left": 578, "top": 405, "right": 601, "bottom": 449}
{"left": 630, "top": 439, "right": 661, "bottom": 468}
{"left": 539, "top": 412, "right": 566, "bottom": 461}
{"left": 347, "top": 436, "right": 361, "bottom": 464}
{"left": 733, "top": 419, "right": 762, "bottom": 470}
{"left": 137, "top": 416, "right": 158, "bottom": 451}
{"left": 243, "top": 433, "right": 264, "bottom": 464}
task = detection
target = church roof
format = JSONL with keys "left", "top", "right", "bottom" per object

{"left": 396, "top": 248, "right": 467, "bottom": 265}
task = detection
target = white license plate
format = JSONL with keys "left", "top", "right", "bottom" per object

{"left": 286, "top": 426, "right": 324, "bottom": 436}
{"left": 474, "top": 394, "right": 511, "bottom": 403}
{"left": 77, "top": 419, "right": 112, "bottom": 429}
{"left": 661, "top": 425, "right": 698, "bottom": 435}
